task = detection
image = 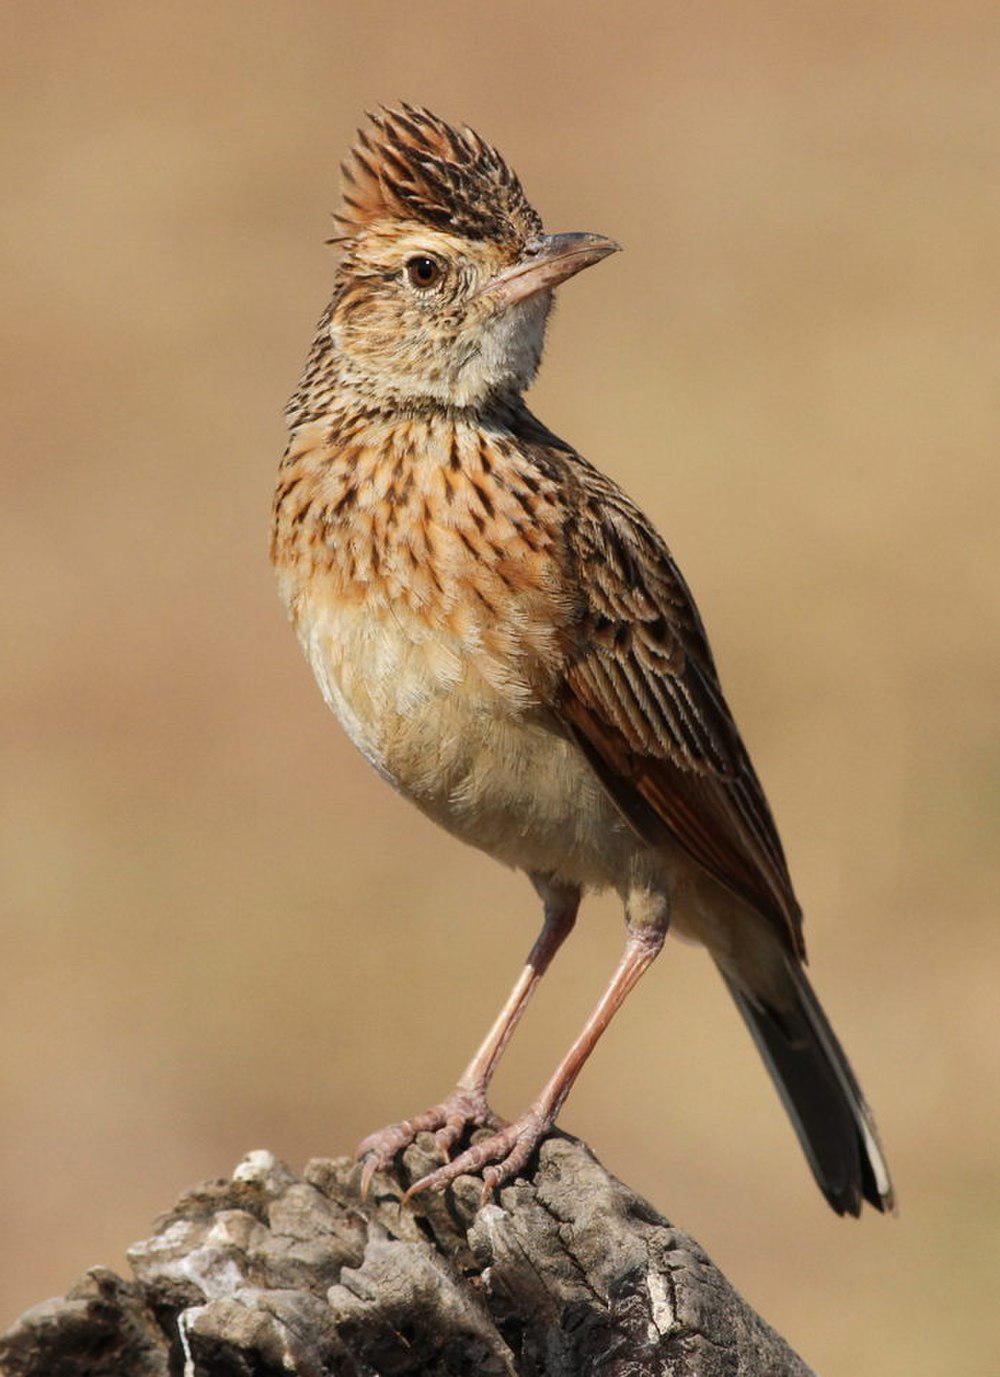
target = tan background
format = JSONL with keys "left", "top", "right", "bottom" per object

{"left": 1, "top": 2, "right": 997, "bottom": 1371}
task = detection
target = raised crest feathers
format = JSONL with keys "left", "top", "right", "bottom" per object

{"left": 335, "top": 105, "right": 542, "bottom": 246}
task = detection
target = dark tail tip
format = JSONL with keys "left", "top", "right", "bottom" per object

{"left": 720, "top": 963, "right": 894, "bottom": 1217}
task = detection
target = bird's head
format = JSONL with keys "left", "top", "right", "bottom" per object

{"left": 327, "top": 106, "right": 619, "bottom": 410}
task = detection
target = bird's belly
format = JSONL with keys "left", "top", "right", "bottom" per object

{"left": 297, "top": 591, "right": 635, "bottom": 888}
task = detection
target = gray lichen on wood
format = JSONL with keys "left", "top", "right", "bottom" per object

{"left": 0, "top": 1132, "right": 815, "bottom": 1375}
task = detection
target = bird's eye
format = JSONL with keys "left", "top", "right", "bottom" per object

{"left": 405, "top": 255, "right": 443, "bottom": 289}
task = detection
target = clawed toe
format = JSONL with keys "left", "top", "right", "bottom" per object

{"left": 355, "top": 1119, "right": 419, "bottom": 1197}
{"left": 355, "top": 1087, "right": 500, "bottom": 1198}
{"left": 403, "top": 1110, "right": 549, "bottom": 1203}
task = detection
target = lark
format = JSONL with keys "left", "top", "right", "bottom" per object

{"left": 271, "top": 106, "right": 893, "bottom": 1215}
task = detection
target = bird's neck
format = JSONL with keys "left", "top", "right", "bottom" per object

{"left": 285, "top": 306, "right": 528, "bottom": 436}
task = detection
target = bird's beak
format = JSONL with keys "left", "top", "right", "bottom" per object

{"left": 478, "top": 232, "right": 621, "bottom": 310}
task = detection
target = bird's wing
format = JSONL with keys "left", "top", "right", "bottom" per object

{"left": 552, "top": 453, "right": 804, "bottom": 958}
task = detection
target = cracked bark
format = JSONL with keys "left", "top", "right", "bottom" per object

{"left": 0, "top": 1132, "right": 815, "bottom": 1376}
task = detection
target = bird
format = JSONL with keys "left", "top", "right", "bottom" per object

{"left": 270, "top": 104, "right": 894, "bottom": 1216}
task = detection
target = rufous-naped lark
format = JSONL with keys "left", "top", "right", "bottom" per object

{"left": 271, "top": 106, "right": 893, "bottom": 1215}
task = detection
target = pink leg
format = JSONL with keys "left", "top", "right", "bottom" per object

{"left": 357, "top": 878, "right": 579, "bottom": 1196}
{"left": 404, "top": 924, "right": 666, "bottom": 1203}
{"left": 453, "top": 877, "right": 579, "bottom": 1099}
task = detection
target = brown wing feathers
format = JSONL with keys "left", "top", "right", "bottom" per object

{"left": 556, "top": 459, "right": 805, "bottom": 958}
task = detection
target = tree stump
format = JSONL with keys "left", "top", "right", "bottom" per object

{"left": 0, "top": 1132, "right": 815, "bottom": 1375}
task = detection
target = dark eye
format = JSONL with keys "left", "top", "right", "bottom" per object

{"left": 405, "top": 255, "right": 443, "bottom": 289}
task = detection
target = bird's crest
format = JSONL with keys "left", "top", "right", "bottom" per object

{"left": 335, "top": 105, "right": 542, "bottom": 247}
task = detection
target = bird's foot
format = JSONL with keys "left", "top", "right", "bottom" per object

{"left": 403, "top": 1106, "right": 553, "bottom": 1205}
{"left": 356, "top": 1086, "right": 502, "bottom": 1199}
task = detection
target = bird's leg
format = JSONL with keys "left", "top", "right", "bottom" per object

{"left": 404, "top": 921, "right": 666, "bottom": 1203}
{"left": 357, "top": 877, "right": 579, "bottom": 1197}
{"left": 451, "top": 876, "right": 581, "bottom": 1113}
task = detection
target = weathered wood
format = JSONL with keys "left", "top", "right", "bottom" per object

{"left": 0, "top": 1132, "right": 815, "bottom": 1375}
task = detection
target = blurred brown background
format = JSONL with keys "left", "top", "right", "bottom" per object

{"left": 1, "top": 2, "right": 997, "bottom": 1371}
